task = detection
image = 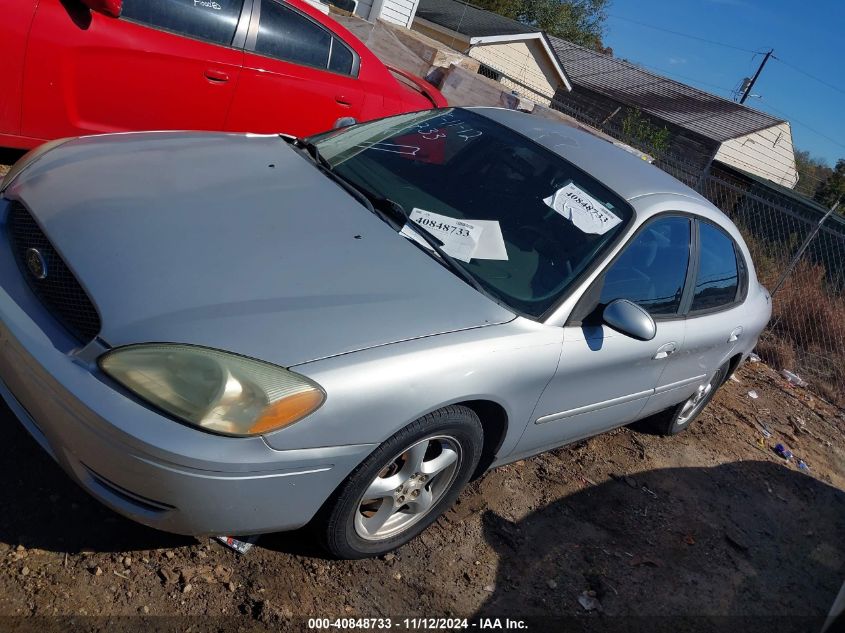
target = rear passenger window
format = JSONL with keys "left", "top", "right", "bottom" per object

{"left": 256, "top": 0, "right": 332, "bottom": 69}
{"left": 121, "top": 0, "right": 244, "bottom": 45}
{"left": 329, "top": 38, "right": 354, "bottom": 75}
{"left": 691, "top": 222, "right": 740, "bottom": 311}
{"left": 598, "top": 216, "right": 691, "bottom": 316}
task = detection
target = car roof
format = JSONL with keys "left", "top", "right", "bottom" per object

{"left": 468, "top": 107, "right": 711, "bottom": 205}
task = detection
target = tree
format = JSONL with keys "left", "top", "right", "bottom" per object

{"left": 472, "top": 0, "right": 611, "bottom": 50}
{"left": 794, "top": 149, "right": 832, "bottom": 199}
{"left": 813, "top": 158, "right": 845, "bottom": 209}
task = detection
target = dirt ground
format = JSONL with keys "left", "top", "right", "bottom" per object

{"left": 0, "top": 352, "right": 843, "bottom": 630}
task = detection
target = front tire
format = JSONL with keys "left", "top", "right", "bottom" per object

{"left": 652, "top": 362, "right": 729, "bottom": 436}
{"left": 319, "top": 405, "right": 483, "bottom": 559}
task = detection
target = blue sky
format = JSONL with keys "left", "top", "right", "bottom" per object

{"left": 603, "top": 0, "right": 845, "bottom": 165}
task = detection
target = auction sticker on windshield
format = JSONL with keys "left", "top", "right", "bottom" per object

{"left": 544, "top": 182, "right": 621, "bottom": 235}
{"left": 400, "top": 209, "right": 483, "bottom": 262}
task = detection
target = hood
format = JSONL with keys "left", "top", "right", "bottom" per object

{"left": 7, "top": 132, "right": 513, "bottom": 366}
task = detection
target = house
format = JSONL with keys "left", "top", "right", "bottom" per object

{"left": 407, "top": 0, "right": 571, "bottom": 105}
{"left": 355, "top": 0, "right": 421, "bottom": 29}
{"left": 351, "top": 0, "right": 797, "bottom": 188}
{"left": 549, "top": 37, "right": 799, "bottom": 188}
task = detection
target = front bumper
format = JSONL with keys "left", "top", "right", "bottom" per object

{"left": 0, "top": 211, "right": 373, "bottom": 535}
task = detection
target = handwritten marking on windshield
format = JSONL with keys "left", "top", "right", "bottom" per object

{"left": 356, "top": 142, "right": 421, "bottom": 156}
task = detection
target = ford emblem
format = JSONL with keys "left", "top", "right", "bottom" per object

{"left": 25, "top": 247, "right": 48, "bottom": 280}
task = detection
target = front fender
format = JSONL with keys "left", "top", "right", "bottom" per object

{"left": 262, "top": 318, "right": 562, "bottom": 461}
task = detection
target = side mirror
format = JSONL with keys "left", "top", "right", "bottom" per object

{"left": 80, "top": 0, "right": 122, "bottom": 17}
{"left": 333, "top": 117, "right": 357, "bottom": 130}
{"left": 602, "top": 299, "right": 656, "bottom": 341}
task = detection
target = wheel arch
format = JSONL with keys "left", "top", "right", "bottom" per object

{"left": 453, "top": 399, "right": 509, "bottom": 478}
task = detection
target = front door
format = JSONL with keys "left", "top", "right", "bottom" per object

{"left": 226, "top": 0, "right": 365, "bottom": 137}
{"left": 22, "top": 0, "right": 246, "bottom": 140}
{"left": 514, "top": 215, "right": 695, "bottom": 456}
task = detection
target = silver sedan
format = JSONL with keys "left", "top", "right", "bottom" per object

{"left": 0, "top": 107, "right": 770, "bottom": 558}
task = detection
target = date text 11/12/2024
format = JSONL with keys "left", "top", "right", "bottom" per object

{"left": 307, "top": 618, "right": 529, "bottom": 629}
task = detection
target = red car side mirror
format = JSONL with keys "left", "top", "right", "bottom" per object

{"left": 80, "top": 0, "right": 122, "bottom": 17}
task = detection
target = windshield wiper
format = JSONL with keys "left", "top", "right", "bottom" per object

{"left": 292, "top": 138, "right": 380, "bottom": 214}
{"left": 368, "top": 198, "right": 490, "bottom": 298}
{"left": 292, "top": 138, "right": 490, "bottom": 299}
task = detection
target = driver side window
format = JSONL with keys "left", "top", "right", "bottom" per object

{"left": 598, "top": 216, "right": 691, "bottom": 316}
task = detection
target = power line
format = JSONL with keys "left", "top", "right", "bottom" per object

{"left": 770, "top": 55, "right": 845, "bottom": 96}
{"left": 759, "top": 101, "right": 845, "bottom": 152}
{"left": 606, "top": 14, "right": 763, "bottom": 53}
{"left": 636, "top": 64, "right": 734, "bottom": 94}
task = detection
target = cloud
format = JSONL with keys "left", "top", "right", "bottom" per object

{"left": 668, "top": 57, "right": 687, "bottom": 65}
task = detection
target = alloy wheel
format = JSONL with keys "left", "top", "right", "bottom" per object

{"left": 354, "top": 435, "right": 462, "bottom": 541}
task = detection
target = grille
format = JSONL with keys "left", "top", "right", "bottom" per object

{"left": 7, "top": 201, "right": 102, "bottom": 342}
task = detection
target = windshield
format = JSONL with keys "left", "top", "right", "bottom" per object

{"left": 312, "top": 108, "right": 634, "bottom": 318}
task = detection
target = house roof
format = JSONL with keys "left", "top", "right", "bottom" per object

{"left": 415, "top": 0, "right": 535, "bottom": 38}
{"left": 548, "top": 37, "right": 786, "bottom": 143}
{"left": 414, "top": 0, "right": 571, "bottom": 91}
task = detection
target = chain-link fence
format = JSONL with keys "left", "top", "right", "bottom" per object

{"left": 470, "top": 68, "right": 845, "bottom": 404}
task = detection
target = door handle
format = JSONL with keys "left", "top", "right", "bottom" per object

{"left": 204, "top": 69, "right": 230, "bottom": 83}
{"left": 728, "top": 326, "right": 743, "bottom": 343}
{"left": 335, "top": 95, "right": 352, "bottom": 106}
{"left": 653, "top": 342, "right": 677, "bottom": 360}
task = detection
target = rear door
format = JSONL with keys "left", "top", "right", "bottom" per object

{"left": 645, "top": 219, "right": 748, "bottom": 414}
{"left": 21, "top": 0, "right": 248, "bottom": 140}
{"left": 226, "top": 0, "right": 365, "bottom": 137}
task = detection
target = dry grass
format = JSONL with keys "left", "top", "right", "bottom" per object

{"left": 756, "top": 337, "right": 797, "bottom": 371}
{"left": 751, "top": 251, "right": 845, "bottom": 406}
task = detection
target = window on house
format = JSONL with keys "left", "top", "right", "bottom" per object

{"left": 477, "top": 64, "right": 503, "bottom": 82}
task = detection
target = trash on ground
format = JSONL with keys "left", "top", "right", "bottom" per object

{"left": 798, "top": 460, "right": 810, "bottom": 471}
{"left": 774, "top": 443, "right": 793, "bottom": 461}
{"left": 748, "top": 353, "right": 761, "bottom": 362}
{"left": 790, "top": 416, "right": 807, "bottom": 434}
{"left": 756, "top": 437, "right": 768, "bottom": 450}
{"left": 729, "top": 375, "right": 741, "bottom": 383}
{"left": 214, "top": 535, "right": 259, "bottom": 555}
{"left": 577, "top": 590, "right": 601, "bottom": 611}
{"left": 781, "top": 370, "right": 808, "bottom": 387}
{"left": 641, "top": 485, "right": 658, "bottom": 498}
{"left": 748, "top": 390, "right": 759, "bottom": 399}
{"left": 755, "top": 420, "right": 773, "bottom": 438}
{"left": 683, "top": 534, "right": 696, "bottom": 545}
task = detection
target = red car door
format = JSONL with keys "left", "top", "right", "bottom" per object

{"left": 21, "top": 0, "right": 248, "bottom": 141}
{"left": 226, "top": 0, "right": 365, "bottom": 137}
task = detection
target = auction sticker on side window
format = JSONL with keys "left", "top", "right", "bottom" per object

{"left": 400, "top": 208, "right": 484, "bottom": 262}
{"left": 544, "top": 182, "right": 621, "bottom": 235}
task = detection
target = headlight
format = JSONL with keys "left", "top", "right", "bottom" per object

{"left": 0, "top": 138, "right": 74, "bottom": 193}
{"left": 99, "top": 344, "right": 325, "bottom": 437}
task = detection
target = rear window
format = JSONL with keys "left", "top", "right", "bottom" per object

{"left": 255, "top": 0, "right": 332, "bottom": 69}
{"left": 691, "top": 221, "right": 740, "bottom": 311}
{"left": 121, "top": 0, "right": 244, "bottom": 45}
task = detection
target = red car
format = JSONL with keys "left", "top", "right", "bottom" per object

{"left": 1, "top": 0, "right": 446, "bottom": 149}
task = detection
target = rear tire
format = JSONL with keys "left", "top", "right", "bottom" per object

{"left": 319, "top": 405, "right": 483, "bottom": 559}
{"left": 651, "top": 362, "right": 729, "bottom": 436}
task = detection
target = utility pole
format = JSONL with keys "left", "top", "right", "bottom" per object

{"left": 739, "top": 49, "right": 773, "bottom": 104}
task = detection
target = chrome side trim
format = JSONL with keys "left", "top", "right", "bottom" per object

{"left": 654, "top": 374, "right": 707, "bottom": 395}
{"left": 245, "top": 0, "right": 262, "bottom": 50}
{"left": 232, "top": 0, "right": 256, "bottom": 49}
{"left": 536, "top": 388, "right": 653, "bottom": 424}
